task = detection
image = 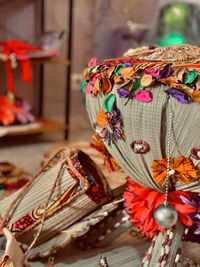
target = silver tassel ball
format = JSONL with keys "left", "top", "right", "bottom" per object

{"left": 154, "top": 204, "right": 178, "bottom": 228}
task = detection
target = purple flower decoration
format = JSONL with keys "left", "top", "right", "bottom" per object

{"left": 117, "top": 88, "right": 129, "bottom": 98}
{"left": 181, "top": 195, "right": 200, "bottom": 243}
{"left": 144, "top": 68, "right": 160, "bottom": 78}
{"left": 95, "top": 107, "right": 125, "bottom": 146}
{"left": 124, "top": 62, "right": 132, "bottom": 67}
{"left": 156, "top": 64, "right": 172, "bottom": 80}
{"left": 165, "top": 87, "right": 191, "bottom": 104}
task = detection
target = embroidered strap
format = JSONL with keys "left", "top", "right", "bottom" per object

{"left": 6, "top": 150, "right": 110, "bottom": 235}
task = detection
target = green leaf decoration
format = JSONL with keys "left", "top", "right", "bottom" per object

{"left": 103, "top": 94, "right": 116, "bottom": 113}
{"left": 114, "top": 64, "right": 125, "bottom": 76}
{"left": 184, "top": 71, "right": 198, "bottom": 84}
{"left": 131, "top": 78, "right": 144, "bottom": 95}
{"left": 81, "top": 80, "right": 88, "bottom": 92}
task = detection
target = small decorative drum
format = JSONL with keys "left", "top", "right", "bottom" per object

{"left": 84, "top": 44, "right": 200, "bottom": 266}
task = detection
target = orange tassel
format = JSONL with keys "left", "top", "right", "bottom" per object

{"left": 151, "top": 156, "right": 198, "bottom": 186}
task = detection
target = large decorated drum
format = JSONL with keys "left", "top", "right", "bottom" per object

{"left": 83, "top": 44, "right": 200, "bottom": 266}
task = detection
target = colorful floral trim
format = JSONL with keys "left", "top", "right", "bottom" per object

{"left": 83, "top": 57, "right": 200, "bottom": 105}
{"left": 124, "top": 178, "right": 197, "bottom": 238}
{"left": 151, "top": 156, "right": 198, "bottom": 186}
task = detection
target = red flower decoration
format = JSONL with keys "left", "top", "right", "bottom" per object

{"left": 124, "top": 178, "right": 197, "bottom": 238}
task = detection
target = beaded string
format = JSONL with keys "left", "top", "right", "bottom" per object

{"left": 0, "top": 147, "right": 90, "bottom": 261}
{"left": 142, "top": 227, "right": 175, "bottom": 267}
{"left": 99, "top": 256, "right": 109, "bottom": 267}
{"left": 164, "top": 97, "right": 173, "bottom": 206}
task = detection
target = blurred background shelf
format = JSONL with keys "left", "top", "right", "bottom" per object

{"left": 0, "top": 0, "right": 73, "bottom": 139}
{"left": 0, "top": 117, "right": 67, "bottom": 137}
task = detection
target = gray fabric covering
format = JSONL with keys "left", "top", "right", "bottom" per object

{"left": 85, "top": 70, "right": 200, "bottom": 266}
{"left": 86, "top": 84, "right": 200, "bottom": 193}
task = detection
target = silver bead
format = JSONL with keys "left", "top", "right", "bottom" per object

{"left": 154, "top": 204, "right": 178, "bottom": 228}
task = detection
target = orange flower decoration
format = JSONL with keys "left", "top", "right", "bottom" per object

{"left": 151, "top": 156, "right": 198, "bottom": 186}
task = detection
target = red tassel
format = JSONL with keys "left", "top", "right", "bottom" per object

{"left": 20, "top": 59, "right": 32, "bottom": 82}
{"left": 5, "top": 60, "right": 15, "bottom": 93}
{"left": 0, "top": 40, "right": 40, "bottom": 93}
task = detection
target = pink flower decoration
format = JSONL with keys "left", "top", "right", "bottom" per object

{"left": 134, "top": 90, "right": 152, "bottom": 102}
{"left": 88, "top": 57, "right": 97, "bottom": 68}
{"left": 145, "top": 68, "right": 160, "bottom": 78}
{"left": 84, "top": 82, "right": 94, "bottom": 93}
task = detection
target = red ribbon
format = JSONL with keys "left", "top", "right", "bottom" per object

{"left": 0, "top": 40, "right": 40, "bottom": 93}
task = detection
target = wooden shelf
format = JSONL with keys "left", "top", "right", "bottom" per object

{"left": 0, "top": 117, "right": 67, "bottom": 137}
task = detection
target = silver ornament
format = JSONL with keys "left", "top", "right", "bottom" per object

{"left": 154, "top": 204, "right": 178, "bottom": 228}
{"left": 153, "top": 98, "right": 178, "bottom": 229}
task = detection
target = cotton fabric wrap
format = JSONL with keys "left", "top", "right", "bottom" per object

{"left": 86, "top": 83, "right": 200, "bottom": 193}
